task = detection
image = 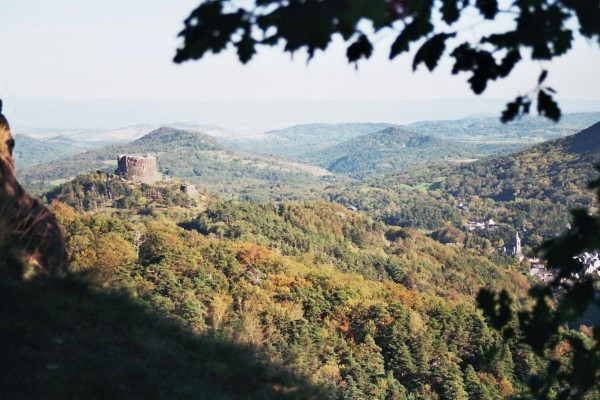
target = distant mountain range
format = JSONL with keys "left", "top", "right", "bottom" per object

{"left": 8, "top": 97, "right": 600, "bottom": 134}
{"left": 12, "top": 113, "right": 600, "bottom": 248}
{"left": 369, "top": 120, "right": 600, "bottom": 207}
{"left": 407, "top": 112, "right": 600, "bottom": 142}
{"left": 15, "top": 113, "right": 600, "bottom": 204}
{"left": 17, "top": 127, "right": 335, "bottom": 201}
{"left": 222, "top": 122, "right": 398, "bottom": 159}
{"left": 16, "top": 111, "right": 598, "bottom": 161}
{"left": 223, "top": 112, "right": 600, "bottom": 164}
{"left": 299, "top": 127, "right": 478, "bottom": 178}
{"left": 13, "top": 135, "right": 98, "bottom": 170}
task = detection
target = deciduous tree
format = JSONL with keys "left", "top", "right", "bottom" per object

{"left": 175, "top": 0, "right": 599, "bottom": 122}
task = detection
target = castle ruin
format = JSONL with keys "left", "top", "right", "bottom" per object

{"left": 115, "top": 154, "right": 161, "bottom": 183}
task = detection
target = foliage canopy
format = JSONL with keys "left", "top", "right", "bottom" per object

{"left": 174, "top": 0, "right": 600, "bottom": 122}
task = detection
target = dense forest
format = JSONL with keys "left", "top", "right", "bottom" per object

{"left": 5, "top": 0, "right": 600, "bottom": 395}
{"left": 15, "top": 118, "right": 600, "bottom": 255}
{"left": 20, "top": 188, "right": 539, "bottom": 399}
{"left": 16, "top": 117, "right": 600, "bottom": 256}
{"left": 6, "top": 115, "right": 600, "bottom": 398}
{"left": 18, "top": 126, "right": 337, "bottom": 202}
{"left": 340, "top": 121, "right": 600, "bottom": 251}
{"left": 298, "top": 127, "right": 478, "bottom": 179}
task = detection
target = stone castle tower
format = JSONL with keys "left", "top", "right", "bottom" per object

{"left": 115, "top": 154, "right": 161, "bottom": 183}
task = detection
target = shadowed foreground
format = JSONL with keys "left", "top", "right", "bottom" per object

{"left": 0, "top": 270, "right": 330, "bottom": 399}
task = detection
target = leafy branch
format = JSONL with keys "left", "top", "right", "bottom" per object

{"left": 174, "top": 0, "right": 599, "bottom": 122}
{"left": 478, "top": 166, "right": 600, "bottom": 398}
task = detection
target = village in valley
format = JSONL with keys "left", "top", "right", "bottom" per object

{"left": 463, "top": 212, "right": 600, "bottom": 285}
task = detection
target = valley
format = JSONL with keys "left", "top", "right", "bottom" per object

{"left": 6, "top": 111, "right": 600, "bottom": 399}
{"left": 17, "top": 112, "right": 600, "bottom": 250}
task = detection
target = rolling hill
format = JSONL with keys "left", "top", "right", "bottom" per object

{"left": 17, "top": 127, "right": 338, "bottom": 202}
{"left": 309, "top": 119, "right": 600, "bottom": 252}
{"left": 406, "top": 112, "right": 600, "bottom": 143}
{"left": 223, "top": 113, "right": 600, "bottom": 163}
{"left": 13, "top": 135, "right": 96, "bottom": 170}
{"left": 372, "top": 120, "right": 600, "bottom": 206}
{"left": 298, "top": 127, "right": 478, "bottom": 178}
{"left": 223, "top": 122, "right": 398, "bottom": 158}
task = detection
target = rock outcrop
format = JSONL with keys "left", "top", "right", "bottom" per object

{"left": 0, "top": 99, "right": 68, "bottom": 277}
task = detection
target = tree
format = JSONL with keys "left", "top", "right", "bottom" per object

{"left": 174, "top": 1, "right": 600, "bottom": 397}
{"left": 477, "top": 171, "right": 600, "bottom": 398}
{"left": 174, "top": 0, "right": 599, "bottom": 122}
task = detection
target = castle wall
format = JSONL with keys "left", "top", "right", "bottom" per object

{"left": 116, "top": 154, "right": 160, "bottom": 182}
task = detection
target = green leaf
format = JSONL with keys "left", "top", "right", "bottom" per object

{"left": 538, "top": 70, "right": 548, "bottom": 84}
{"left": 389, "top": 20, "right": 434, "bottom": 59}
{"left": 412, "top": 33, "right": 455, "bottom": 71}
{"left": 346, "top": 34, "right": 373, "bottom": 63}
{"left": 567, "top": 0, "right": 600, "bottom": 40}
{"left": 500, "top": 96, "right": 532, "bottom": 122}
{"left": 501, "top": 97, "right": 522, "bottom": 123}
{"left": 476, "top": 0, "right": 498, "bottom": 19}
{"left": 236, "top": 32, "right": 256, "bottom": 64}
{"left": 256, "top": 1, "right": 337, "bottom": 59}
{"left": 537, "top": 89, "right": 561, "bottom": 121}
{"left": 468, "top": 52, "right": 496, "bottom": 94}
{"left": 439, "top": 0, "right": 460, "bottom": 24}
{"left": 174, "top": 3, "right": 245, "bottom": 63}
{"left": 498, "top": 49, "right": 521, "bottom": 77}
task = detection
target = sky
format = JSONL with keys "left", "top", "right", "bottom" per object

{"left": 1, "top": 0, "right": 599, "bottom": 132}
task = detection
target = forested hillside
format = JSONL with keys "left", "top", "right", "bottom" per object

{"left": 7, "top": 116, "right": 600, "bottom": 398}
{"left": 18, "top": 119, "right": 600, "bottom": 253}
{"left": 5, "top": 190, "right": 539, "bottom": 399}
{"left": 324, "top": 121, "right": 600, "bottom": 253}
{"left": 1, "top": 271, "right": 325, "bottom": 399}
{"left": 18, "top": 115, "right": 600, "bottom": 206}
{"left": 18, "top": 127, "right": 338, "bottom": 201}
{"left": 43, "top": 171, "right": 199, "bottom": 212}
{"left": 407, "top": 112, "right": 600, "bottom": 143}
{"left": 223, "top": 113, "right": 600, "bottom": 162}
{"left": 223, "top": 122, "right": 397, "bottom": 158}
{"left": 13, "top": 134, "right": 94, "bottom": 170}
{"left": 371, "top": 121, "right": 600, "bottom": 208}
{"left": 4, "top": 0, "right": 598, "bottom": 395}
{"left": 299, "top": 127, "right": 477, "bottom": 178}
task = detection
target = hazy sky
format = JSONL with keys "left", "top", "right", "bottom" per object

{"left": 1, "top": 0, "right": 599, "bottom": 131}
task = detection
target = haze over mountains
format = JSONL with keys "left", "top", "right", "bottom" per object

{"left": 298, "top": 127, "right": 477, "bottom": 178}
{"left": 380, "top": 120, "right": 600, "bottom": 205}
{"left": 8, "top": 97, "right": 600, "bottom": 135}
{"left": 16, "top": 111, "right": 600, "bottom": 220}
{"left": 16, "top": 111, "right": 600, "bottom": 178}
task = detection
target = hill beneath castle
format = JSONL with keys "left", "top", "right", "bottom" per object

{"left": 16, "top": 114, "right": 600, "bottom": 225}
{"left": 17, "top": 126, "right": 336, "bottom": 202}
